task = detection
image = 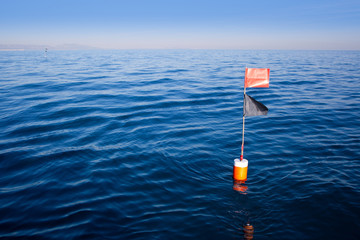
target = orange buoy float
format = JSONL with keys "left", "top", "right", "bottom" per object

{"left": 233, "top": 158, "right": 248, "bottom": 181}
{"left": 243, "top": 222, "right": 254, "bottom": 240}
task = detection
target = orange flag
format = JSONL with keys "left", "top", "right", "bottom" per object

{"left": 245, "top": 68, "right": 270, "bottom": 88}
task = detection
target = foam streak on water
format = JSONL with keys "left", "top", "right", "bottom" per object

{"left": 0, "top": 50, "right": 360, "bottom": 239}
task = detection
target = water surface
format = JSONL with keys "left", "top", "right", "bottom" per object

{"left": 0, "top": 50, "right": 359, "bottom": 239}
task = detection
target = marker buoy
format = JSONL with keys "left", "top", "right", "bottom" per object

{"left": 233, "top": 158, "right": 248, "bottom": 181}
{"left": 243, "top": 222, "right": 254, "bottom": 240}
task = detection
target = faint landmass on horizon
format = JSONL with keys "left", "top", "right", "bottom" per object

{"left": 0, "top": 43, "right": 99, "bottom": 51}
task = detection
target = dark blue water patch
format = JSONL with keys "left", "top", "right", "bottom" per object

{"left": 3, "top": 114, "right": 109, "bottom": 146}
{"left": 164, "top": 68, "right": 189, "bottom": 73}
{"left": 126, "top": 69, "right": 159, "bottom": 76}
{"left": 0, "top": 50, "right": 360, "bottom": 239}
{"left": 83, "top": 75, "right": 112, "bottom": 80}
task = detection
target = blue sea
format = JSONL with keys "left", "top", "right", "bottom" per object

{"left": 0, "top": 50, "right": 359, "bottom": 239}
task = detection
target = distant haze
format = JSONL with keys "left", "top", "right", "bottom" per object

{"left": 1, "top": 0, "right": 359, "bottom": 50}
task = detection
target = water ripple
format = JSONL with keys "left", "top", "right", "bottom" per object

{"left": 0, "top": 50, "right": 360, "bottom": 239}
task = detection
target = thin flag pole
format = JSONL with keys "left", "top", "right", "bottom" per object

{"left": 241, "top": 82, "right": 246, "bottom": 160}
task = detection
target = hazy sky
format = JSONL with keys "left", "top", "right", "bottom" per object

{"left": 1, "top": 0, "right": 360, "bottom": 50}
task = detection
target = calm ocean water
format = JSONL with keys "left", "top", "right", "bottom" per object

{"left": 0, "top": 50, "right": 359, "bottom": 239}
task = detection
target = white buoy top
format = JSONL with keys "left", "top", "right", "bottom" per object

{"left": 234, "top": 158, "right": 248, "bottom": 167}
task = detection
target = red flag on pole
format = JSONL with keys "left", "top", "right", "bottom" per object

{"left": 245, "top": 68, "right": 270, "bottom": 88}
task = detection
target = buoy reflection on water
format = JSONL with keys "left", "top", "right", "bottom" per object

{"left": 233, "top": 180, "right": 248, "bottom": 193}
{"left": 232, "top": 179, "right": 252, "bottom": 238}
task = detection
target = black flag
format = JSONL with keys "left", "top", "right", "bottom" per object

{"left": 244, "top": 93, "right": 268, "bottom": 116}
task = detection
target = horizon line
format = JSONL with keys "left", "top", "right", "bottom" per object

{"left": 1, "top": 48, "right": 360, "bottom": 52}
{"left": 1, "top": 43, "right": 360, "bottom": 52}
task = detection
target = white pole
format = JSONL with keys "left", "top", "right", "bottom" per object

{"left": 241, "top": 85, "right": 246, "bottom": 160}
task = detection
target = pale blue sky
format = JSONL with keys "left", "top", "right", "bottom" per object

{"left": 1, "top": 0, "right": 360, "bottom": 50}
